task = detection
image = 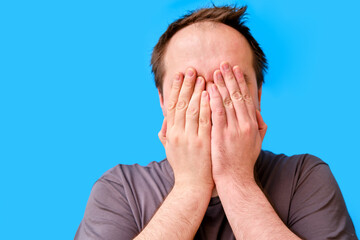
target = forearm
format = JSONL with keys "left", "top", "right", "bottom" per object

{"left": 134, "top": 183, "right": 212, "bottom": 240}
{"left": 216, "top": 177, "right": 301, "bottom": 240}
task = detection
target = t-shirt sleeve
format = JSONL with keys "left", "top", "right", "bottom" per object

{"left": 288, "top": 157, "right": 357, "bottom": 239}
{"left": 74, "top": 177, "right": 139, "bottom": 240}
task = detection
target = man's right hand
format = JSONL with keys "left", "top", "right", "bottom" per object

{"left": 159, "top": 67, "right": 213, "bottom": 192}
{"left": 135, "top": 68, "right": 213, "bottom": 239}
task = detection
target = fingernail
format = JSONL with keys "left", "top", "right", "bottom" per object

{"left": 221, "top": 62, "right": 230, "bottom": 71}
{"left": 196, "top": 76, "right": 203, "bottom": 84}
{"left": 215, "top": 70, "right": 222, "bottom": 80}
{"left": 186, "top": 68, "right": 194, "bottom": 77}
{"left": 215, "top": 70, "right": 224, "bottom": 86}
{"left": 233, "top": 66, "right": 241, "bottom": 76}
{"left": 202, "top": 90, "right": 208, "bottom": 98}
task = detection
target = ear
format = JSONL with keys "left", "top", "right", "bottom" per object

{"left": 257, "top": 86, "right": 262, "bottom": 111}
{"left": 158, "top": 89, "right": 165, "bottom": 116}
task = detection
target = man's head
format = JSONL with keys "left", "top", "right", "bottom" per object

{"left": 151, "top": 6, "right": 267, "bottom": 115}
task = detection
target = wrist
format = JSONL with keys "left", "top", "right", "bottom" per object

{"left": 174, "top": 172, "right": 214, "bottom": 190}
{"left": 214, "top": 168, "right": 255, "bottom": 185}
{"left": 215, "top": 173, "right": 256, "bottom": 194}
{"left": 173, "top": 180, "right": 213, "bottom": 198}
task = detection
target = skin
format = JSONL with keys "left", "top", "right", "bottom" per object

{"left": 135, "top": 22, "right": 300, "bottom": 239}
{"left": 160, "top": 22, "right": 261, "bottom": 197}
{"left": 160, "top": 22, "right": 261, "bottom": 114}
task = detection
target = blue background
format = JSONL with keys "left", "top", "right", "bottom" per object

{"left": 1, "top": 0, "right": 359, "bottom": 238}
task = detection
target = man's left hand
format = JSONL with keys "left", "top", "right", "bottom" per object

{"left": 208, "top": 62, "right": 267, "bottom": 184}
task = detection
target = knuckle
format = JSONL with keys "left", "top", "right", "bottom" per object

{"left": 199, "top": 116, "right": 210, "bottom": 126}
{"left": 223, "top": 97, "right": 233, "bottom": 108}
{"left": 215, "top": 108, "right": 226, "bottom": 117}
{"left": 176, "top": 100, "right": 188, "bottom": 110}
{"left": 168, "top": 101, "right": 176, "bottom": 110}
{"left": 192, "top": 139, "right": 203, "bottom": 148}
{"left": 172, "top": 82, "right": 181, "bottom": 90}
{"left": 243, "top": 94, "right": 252, "bottom": 103}
{"left": 186, "top": 106, "right": 199, "bottom": 117}
{"left": 168, "top": 134, "right": 180, "bottom": 145}
{"left": 231, "top": 91, "right": 243, "bottom": 101}
{"left": 242, "top": 122, "right": 252, "bottom": 133}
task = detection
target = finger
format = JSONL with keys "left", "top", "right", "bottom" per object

{"left": 209, "top": 83, "right": 227, "bottom": 128}
{"left": 198, "top": 91, "right": 211, "bottom": 138}
{"left": 220, "top": 62, "right": 250, "bottom": 125}
{"left": 256, "top": 110, "right": 267, "bottom": 141}
{"left": 174, "top": 68, "right": 197, "bottom": 128}
{"left": 233, "top": 65, "right": 257, "bottom": 122}
{"left": 213, "top": 69, "right": 237, "bottom": 129}
{"left": 185, "top": 76, "right": 205, "bottom": 134}
{"left": 158, "top": 117, "right": 167, "bottom": 147}
{"left": 167, "top": 73, "right": 183, "bottom": 127}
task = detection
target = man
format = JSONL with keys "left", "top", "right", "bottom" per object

{"left": 75, "top": 6, "right": 357, "bottom": 239}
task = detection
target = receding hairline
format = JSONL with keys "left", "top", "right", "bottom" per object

{"left": 162, "top": 21, "right": 255, "bottom": 82}
{"left": 151, "top": 5, "right": 267, "bottom": 95}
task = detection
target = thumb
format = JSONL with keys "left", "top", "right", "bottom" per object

{"left": 256, "top": 110, "right": 267, "bottom": 141}
{"left": 158, "top": 117, "right": 167, "bottom": 147}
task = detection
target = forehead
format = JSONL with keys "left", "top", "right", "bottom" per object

{"left": 163, "top": 22, "right": 254, "bottom": 83}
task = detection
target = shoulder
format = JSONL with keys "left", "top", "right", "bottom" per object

{"left": 256, "top": 150, "right": 333, "bottom": 187}
{"left": 257, "top": 150, "right": 336, "bottom": 199}
{"left": 256, "top": 150, "right": 328, "bottom": 188}
{"left": 75, "top": 159, "right": 174, "bottom": 239}
{"left": 100, "top": 159, "right": 174, "bottom": 187}
{"left": 257, "top": 150, "right": 326, "bottom": 173}
{"left": 91, "top": 159, "right": 174, "bottom": 202}
{"left": 257, "top": 151, "right": 356, "bottom": 239}
{"left": 96, "top": 159, "right": 174, "bottom": 220}
{"left": 255, "top": 151, "right": 330, "bottom": 223}
{"left": 100, "top": 159, "right": 174, "bottom": 225}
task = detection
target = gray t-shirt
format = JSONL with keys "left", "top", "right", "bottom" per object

{"left": 75, "top": 150, "right": 357, "bottom": 239}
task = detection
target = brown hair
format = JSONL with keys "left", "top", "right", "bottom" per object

{"left": 151, "top": 5, "right": 267, "bottom": 95}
